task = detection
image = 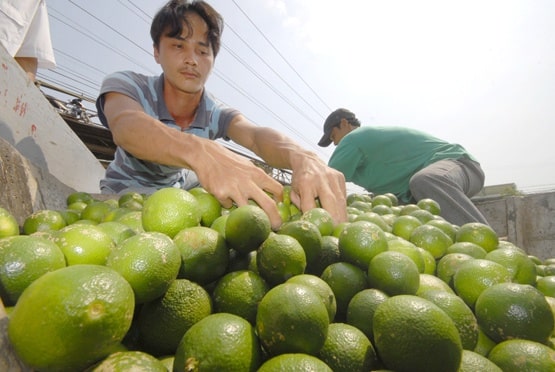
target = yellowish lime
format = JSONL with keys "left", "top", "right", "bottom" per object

{"left": 107, "top": 232, "right": 181, "bottom": 304}
{"left": 0, "top": 207, "right": 19, "bottom": 238}
{"left": 338, "top": 220, "right": 388, "bottom": 270}
{"left": 141, "top": 188, "right": 201, "bottom": 238}
{"left": 7, "top": 264, "right": 134, "bottom": 371}
{"left": 0, "top": 235, "right": 66, "bottom": 305}
{"left": 456, "top": 222, "right": 499, "bottom": 253}
{"left": 54, "top": 223, "right": 115, "bottom": 266}
{"left": 22, "top": 209, "right": 66, "bottom": 235}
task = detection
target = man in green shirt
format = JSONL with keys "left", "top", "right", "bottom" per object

{"left": 318, "top": 108, "right": 489, "bottom": 226}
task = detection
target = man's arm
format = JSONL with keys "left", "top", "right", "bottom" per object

{"left": 227, "top": 115, "right": 348, "bottom": 225}
{"left": 103, "top": 92, "right": 286, "bottom": 229}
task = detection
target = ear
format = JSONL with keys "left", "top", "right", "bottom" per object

{"left": 153, "top": 44, "right": 160, "bottom": 64}
{"left": 339, "top": 118, "right": 349, "bottom": 128}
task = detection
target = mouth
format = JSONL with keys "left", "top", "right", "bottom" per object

{"left": 180, "top": 69, "right": 199, "bottom": 79}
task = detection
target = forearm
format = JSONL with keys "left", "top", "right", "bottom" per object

{"left": 110, "top": 109, "right": 218, "bottom": 170}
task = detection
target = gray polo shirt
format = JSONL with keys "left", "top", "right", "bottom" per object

{"left": 96, "top": 71, "right": 239, "bottom": 194}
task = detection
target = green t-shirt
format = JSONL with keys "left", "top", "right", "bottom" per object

{"left": 328, "top": 126, "right": 476, "bottom": 203}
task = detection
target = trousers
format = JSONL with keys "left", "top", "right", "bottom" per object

{"left": 408, "top": 158, "right": 489, "bottom": 226}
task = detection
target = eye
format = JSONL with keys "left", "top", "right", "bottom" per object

{"left": 198, "top": 47, "right": 210, "bottom": 56}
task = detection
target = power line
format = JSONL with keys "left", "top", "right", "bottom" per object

{"left": 68, "top": 0, "right": 153, "bottom": 57}
{"left": 231, "top": 0, "right": 332, "bottom": 113}
{"left": 46, "top": 1, "right": 328, "bottom": 156}
{"left": 223, "top": 21, "right": 324, "bottom": 125}
{"left": 49, "top": 8, "right": 156, "bottom": 74}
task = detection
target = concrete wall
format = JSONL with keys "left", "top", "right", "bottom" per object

{"left": 475, "top": 192, "right": 555, "bottom": 261}
{"left": 0, "top": 44, "right": 104, "bottom": 194}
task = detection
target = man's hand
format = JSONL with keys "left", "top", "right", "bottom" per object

{"left": 192, "top": 142, "right": 285, "bottom": 230}
{"left": 288, "top": 153, "right": 348, "bottom": 225}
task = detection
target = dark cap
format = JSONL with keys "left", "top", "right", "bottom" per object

{"left": 318, "top": 108, "right": 357, "bottom": 147}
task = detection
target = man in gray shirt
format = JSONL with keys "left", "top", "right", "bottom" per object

{"left": 96, "top": 0, "right": 347, "bottom": 229}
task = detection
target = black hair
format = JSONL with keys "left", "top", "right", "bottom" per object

{"left": 346, "top": 116, "right": 361, "bottom": 127}
{"left": 150, "top": 0, "right": 224, "bottom": 57}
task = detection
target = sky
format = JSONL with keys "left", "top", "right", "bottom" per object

{"left": 41, "top": 0, "right": 555, "bottom": 194}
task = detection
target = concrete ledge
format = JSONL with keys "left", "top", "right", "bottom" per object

{"left": 475, "top": 192, "right": 555, "bottom": 261}
{"left": 0, "top": 137, "right": 75, "bottom": 226}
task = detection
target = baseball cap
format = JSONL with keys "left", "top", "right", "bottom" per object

{"left": 318, "top": 108, "right": 356, "bottom": 147}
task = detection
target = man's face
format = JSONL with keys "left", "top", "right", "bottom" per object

{"left": 329, "top": 119, "right": 350, "bottom": 145}
{"left": 154, "top": 12, "right": 214, "bottom": 95}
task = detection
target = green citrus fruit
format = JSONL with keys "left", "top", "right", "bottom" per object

{"left": 409, "top": 224, "right": 453, "bottom": 259}
{"left": 318, "top": 322, "right": 378, "bottom": 372}
{"left": 346, "top": 288, "right": 389, "bottom": 344}
{"left": 54, "top": 223, "right": 115, "bottom": 266}
{"left": 194, "top": 191, "right": 223, "bottom": 227}
{"left": 22, "top": 209, "right": 66, "bottom": 235}
{"left": 212, "top": 269, "right": 269, "bottom": 325}
{"left": 287, "top": 274, "right": 337, "bottom": 322}
{"left": 107, "top": 232, "right": 181, "bottom": 304}
{"left": 367, "top": 250, "right": 420, "bottom": 296}
{"left": 488, "top": 339, "right": 555, "bottom": 371}
{"left": 391, "top": 215, "right": 422, "bottom": 241}
{"left": 475, "top": 282, "right": 554, "bottom": 344}
{"left": 456, "top": 222, "right": 499, "bottom": 252}
{"left": 308, "top": 235, "right": 341, "bottom": 276}
{"left": 320, "top": 262, "right": 368, "bottom": 320}
{"left": 7, "top": 264, "right": 134, "bottom": 371}
{"left": 257, "top": 353, "right": 332, "bottom": 371}
{"left": 338, "top": 220, "right": 388, "bottom": 270}
{"left": 141, "top": 188, "right": 201, "bottom": 238}
{"left": 173, "top": 226, "right": 229, "bottom": 285}
{"left": 81, "top": 201, "right": 115, "bottom": 223}
{"left": 372, "top": 295, "right": 462, "bottom": 372}
{"left": 458, "top": 350, "right": 502, "bottom": 372}
{"left": 174, "top": 313, "right": 261, "bottom": 371}
{"left": 256, "top": 282, "right": 329, "bottom": 356}
{"left": 301, "top": 207, "right": 335, "bottom": 236}
{"left": 137, "top": 279, "right": 212, "bottom": 356}
{"left": 417, "top": 273, "right": 455, "bottom": 296}
{"left": 485, "top": 247, "right": 537, "bottom": 285}
{"left": 91, "top": 351, "right": 167, "bottom": 371}
{"left": 452, "top": 258, "right": 512, "bottom": 308}
{"left": 418, "top": 289, "right": 479, "bottom": 350}
{"left": 436, "top": 253, "right": 475, "bottom": 288}
{"left": 225, "top": 204, "right": 271, "bottom": 255}
{"left": 0, "top": 207, "right": 19, "bottom": 238}
{"left": 256, "top": 232, "right": 306, "bottom": 286}
{"left": 278, "top": 219, "right": 323, "bottom": 270}
{"left": 417, "top": 198, "right": 441, "bottom": 215}
{"left": 0, "top": 235, "right": 66, "bottom": 305}
{"left": 446, "top": 241, "right": 487, "bottom": 258}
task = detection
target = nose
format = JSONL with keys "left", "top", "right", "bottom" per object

{"left": 183, "top": 47, "right": 198, "bottom": 66}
